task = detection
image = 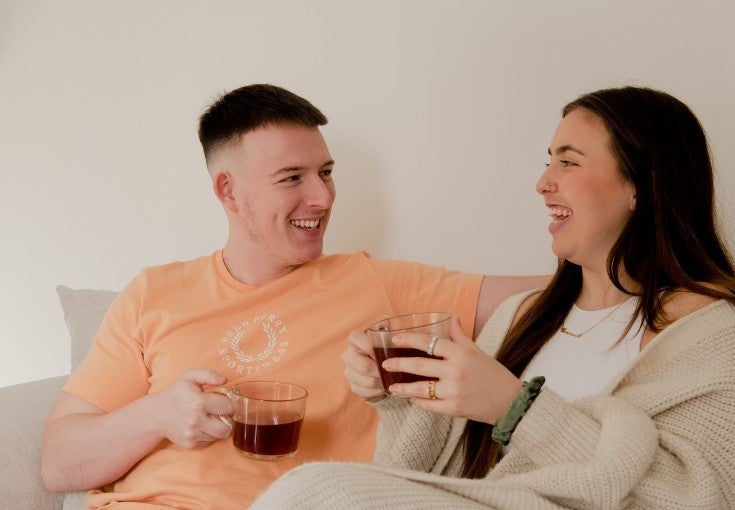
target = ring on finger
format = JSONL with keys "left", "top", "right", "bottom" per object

{"left": 427, "top": 380, "right": 438, "bottom": 400}
{"left": 426, "top": 335, "right": 440, "bottom": 356}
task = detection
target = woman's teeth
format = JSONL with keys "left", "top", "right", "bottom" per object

{"left": 548, "top": 207, "right": 572, "bottom": 222}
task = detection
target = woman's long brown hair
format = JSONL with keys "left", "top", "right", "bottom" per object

{"left": 460, "top": 87, "right": 735, "bottom": 479}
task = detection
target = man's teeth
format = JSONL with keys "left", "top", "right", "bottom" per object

{"left": 290, "top": 219, "right": 320, "bottom": 228}
{"left": 548, "top": 208, "right": 572, "bottom": 221}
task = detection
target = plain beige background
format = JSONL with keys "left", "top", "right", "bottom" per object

{"left": 1, "top": 0, "right": 734, "bottom": 388}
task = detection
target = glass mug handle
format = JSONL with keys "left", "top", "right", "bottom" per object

{"left": 213, "top": 387, "right": 234, "bottom": 430}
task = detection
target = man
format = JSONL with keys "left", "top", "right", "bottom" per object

{"left": 41, "top": 84, "right": 547, "bottom": 508}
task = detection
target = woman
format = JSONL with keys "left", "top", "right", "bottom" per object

{"left": 251, "top": 87, "right": 735, "bottom": 509}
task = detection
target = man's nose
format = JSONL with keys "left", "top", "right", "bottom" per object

{"left": 306, "top": 176, "right": 335, "bottom": 208}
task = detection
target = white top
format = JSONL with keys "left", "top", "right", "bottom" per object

{"left": 522, "top": 297, "right": 643, "bottom": 402}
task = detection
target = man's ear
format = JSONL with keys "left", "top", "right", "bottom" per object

{"left": 213, "top": 171, "right": 238, "bottom": 212}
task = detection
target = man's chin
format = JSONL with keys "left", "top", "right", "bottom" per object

{"left": 293, "top": 245, "right": 324, "bottom": 265}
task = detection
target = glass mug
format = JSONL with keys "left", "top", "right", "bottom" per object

{"left": 216, "top": 381, "right": 308, "bottom": 461}
{"left": 366, "top": 312, "right": 450, "bottom": 393}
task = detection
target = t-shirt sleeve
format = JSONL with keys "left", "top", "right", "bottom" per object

{"left": 63, "top": 273, "right": 151, "bottom": 412}
{"left": 370, "top": 259, "right": 483, "bottom": 337}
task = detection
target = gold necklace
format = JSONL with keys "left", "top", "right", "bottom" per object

{"left": 560, "top": 300, "right": 628, "bottom": 338}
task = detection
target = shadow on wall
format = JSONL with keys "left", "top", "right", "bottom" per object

{"left": 323, "top": 134, "right": 388, "bottom": 257}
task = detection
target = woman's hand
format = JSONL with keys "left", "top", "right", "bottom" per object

{"left": 342, "top": 330, "right": 386, "bottom": 403}
{"left": 383, "top": 317, "right": 522, "bottom": 424}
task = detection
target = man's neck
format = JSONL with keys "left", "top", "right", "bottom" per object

{"left": 221, "top": 245, "right": 301, "bottom": 287}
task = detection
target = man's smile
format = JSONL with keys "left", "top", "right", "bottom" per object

{"left": 289, "top": 219, "right": 321, "bottom": 229}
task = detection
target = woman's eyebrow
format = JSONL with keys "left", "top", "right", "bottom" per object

{"left": 548, "top": 145, "right": 586, "bottom": 156}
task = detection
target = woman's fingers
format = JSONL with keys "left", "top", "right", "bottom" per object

{"left": 348, "top": 330, "right": 376, "bottom": 358}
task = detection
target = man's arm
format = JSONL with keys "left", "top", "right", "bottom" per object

{"left": 473, "top": 275, "right": 550, "bottom": 337}
{"left": 41, "top": 368, "right": 232, "bottom": 492}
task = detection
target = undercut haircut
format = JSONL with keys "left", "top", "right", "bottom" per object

{"left": 198, "top": 84, "right": 328, "bottom": 165}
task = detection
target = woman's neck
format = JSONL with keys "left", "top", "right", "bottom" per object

{"left": 577, "top": 267, "right": 639, "bottom": 310}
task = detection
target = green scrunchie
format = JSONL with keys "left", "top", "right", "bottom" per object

{"left": 491, "top": 376, "right": 546, "bottom": 446}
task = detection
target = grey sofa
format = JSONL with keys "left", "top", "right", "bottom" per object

{"left": 0, "top": 286, "right": 117, "bottom": 510}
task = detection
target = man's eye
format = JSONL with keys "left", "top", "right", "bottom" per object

{"left": 319, "top": 169, "right": 333, "bottom": 180}
{"left": 561, "top": 160, "right": 576, "bottom": 167}
{"left": 280, "top": 175, "right": 301, "bottom": 183}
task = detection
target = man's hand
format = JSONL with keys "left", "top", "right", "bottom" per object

{"left": 151, "top": 368, "right": 233, "bottom": 449}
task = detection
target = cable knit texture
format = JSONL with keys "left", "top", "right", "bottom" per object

{"left": 251, "top": 292, "right": 735, "bottom": 509}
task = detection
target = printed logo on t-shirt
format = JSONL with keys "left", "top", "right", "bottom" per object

{"left": 217, "top": 313, "right": 288, "bottom": 375}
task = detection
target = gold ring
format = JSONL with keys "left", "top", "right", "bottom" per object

{"left": 427, "top": 380, "right": 437, "bottom": 400}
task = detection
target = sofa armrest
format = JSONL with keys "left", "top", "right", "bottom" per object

{"left": 0, "top": 376, "right": 68, "bottom": 509}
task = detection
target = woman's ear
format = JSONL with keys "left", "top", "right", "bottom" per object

{"left": 214, "top": 171, "right": 238, "bottom": 212}
{"left": 626, "top": 183, "right": 637, "bottom": 211}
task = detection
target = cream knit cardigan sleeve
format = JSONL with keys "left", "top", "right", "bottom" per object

{"left": 251, "top": 294, "right": 735, "bottom": 510}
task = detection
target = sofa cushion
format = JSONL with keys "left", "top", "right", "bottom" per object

{"left": 0, "top": 375, "right": 69, "bottom": 510}
{"left": 56, "top": 286, "right": 118, "bottom": 370}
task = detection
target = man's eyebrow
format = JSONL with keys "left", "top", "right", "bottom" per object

{"left": 271, "top": 160, "right": 335, "bottom": 177}
{"left": 272, "top": 166, "right": 304, "bottom": 177}
{"left": 547, "top": 145, "right": 586, "bottom": 156}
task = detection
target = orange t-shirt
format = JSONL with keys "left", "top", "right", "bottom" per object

{"left": 65, "top": 251, "right": 482, "bottom": 509}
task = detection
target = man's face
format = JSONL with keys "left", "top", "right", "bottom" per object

{"left": 222, "top": 124, "right": 336, "bottom": 274}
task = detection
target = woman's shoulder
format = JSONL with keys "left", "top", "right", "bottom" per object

{"left": 508, "top": 290, "right": 543, "bottom": 327}
{"left": 474, "top": 289, "right": 542, "bottom": 354}
{"left": 659, "top": 284, "right": 733, "bottom": 325}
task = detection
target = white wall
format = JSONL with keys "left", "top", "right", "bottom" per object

{"left": 2, "top": 0, "right": 734, "bottom": 388}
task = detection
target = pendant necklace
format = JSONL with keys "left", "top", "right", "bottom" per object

{"left": 560, "top": 300, "right": 628, "bottom": 338}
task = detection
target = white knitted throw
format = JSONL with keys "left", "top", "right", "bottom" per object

{"left": 252, "top": 293, "right": 735, "bottom": 509}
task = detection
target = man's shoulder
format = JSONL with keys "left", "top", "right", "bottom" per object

{"left": 319, "top": 253, "right": 455, "bottom": 279}
{"left": 313, "top": 251, "right": 372, "bottom": 268}
{"left": 128, "top": 252, "right": 218, "bottom": 294}
{"left": 140, "top": 252, "right": 216, "bottom": 277}
{"left": 367, "top": 257, "right": 481, "bottom": 280}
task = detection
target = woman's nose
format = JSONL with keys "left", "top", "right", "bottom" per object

{"left": 536, "top": 170, "right": 556, "bottom": 195}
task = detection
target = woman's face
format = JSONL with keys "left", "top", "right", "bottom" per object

{"left": 536, "top": 108, "right": 637, "bottom": 271}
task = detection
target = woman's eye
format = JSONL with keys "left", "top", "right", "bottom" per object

{"left": 561, "top": 160, "right": 576, "bottom": 167}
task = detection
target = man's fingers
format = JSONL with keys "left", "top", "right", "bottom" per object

{"left": 201, "top": 415, "right": 233, "bottom": 440}
{"left": 205, "top": 391, "right": 233, "bottom": 416}
{"left": 183, "top": 368, "right": 227, "bottom": 388}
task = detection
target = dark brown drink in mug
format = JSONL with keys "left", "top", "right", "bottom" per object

{"left": 366, "top": 312, "right": 451, "bottom": 394}
{"left": 232, "top": 413, "right": 304, "bottom": 458}
{"left": 373, "top": 347, "right": 438, "bottom": 387}
{"left": 217, "top": 381, "right": 308, "bottom": 461}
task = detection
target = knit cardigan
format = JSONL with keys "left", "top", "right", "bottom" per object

{"left": 251, "top": 292, "right": 735, "bottom": 510}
